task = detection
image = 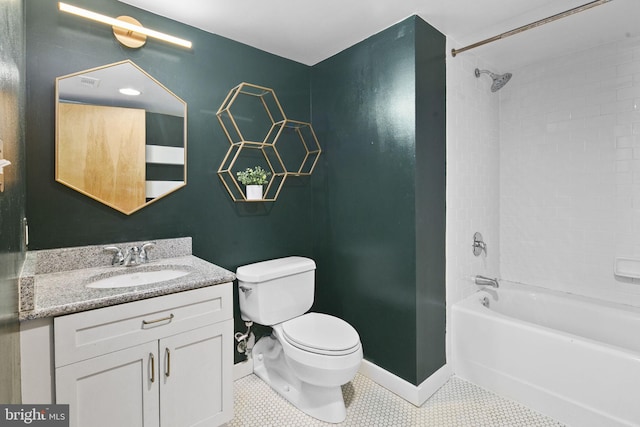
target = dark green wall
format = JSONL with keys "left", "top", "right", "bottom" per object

{"left": 311, "top": 16, "right": 446, "bottom": 385}
{"left": 25, "top": 0, "right": 312, "bottom": 363}
{"left": 24, "top": 1, "right": 446, "bottom": 383}
{"left": 0, "top": 0, "right": 26, "bottom": 403}
{"left": 414, "top": 17, "right": 447, "bottom": 382}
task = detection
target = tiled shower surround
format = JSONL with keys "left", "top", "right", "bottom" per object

{"left": 445, "top": 39, "right": 501, "bottom": 357}
{"left": 446, "top": 35, "right": 640, "bottom": 358}
{"left": 500, "top": 36, "right": 640, "bottom": 306}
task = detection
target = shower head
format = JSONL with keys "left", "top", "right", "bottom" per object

{"left": 475, "top": 68, "right": 512, "bottom": 92}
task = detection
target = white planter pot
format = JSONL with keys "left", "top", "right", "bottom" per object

{"left": 245, "top": 185, "right": 263, "bottom": 200}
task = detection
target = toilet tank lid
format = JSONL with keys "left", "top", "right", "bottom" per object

{"left": 236, "top": 256, "right": 316, "bottom": 283}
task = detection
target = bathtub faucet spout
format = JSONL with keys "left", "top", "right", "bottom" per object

{"left": 475, "top": 275, "right": 499, "bottom": 288}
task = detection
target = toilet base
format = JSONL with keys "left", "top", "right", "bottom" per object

{"left": 252, "top": 335, "right": 347, "bottom": 423}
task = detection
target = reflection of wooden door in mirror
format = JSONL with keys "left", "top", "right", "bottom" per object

{"left": 57, "top": 103, "right": 145, "bottom": 213}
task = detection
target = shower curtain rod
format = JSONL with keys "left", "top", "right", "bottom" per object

{"left": 451, "top": 0, "right": 613, "bottom": 57}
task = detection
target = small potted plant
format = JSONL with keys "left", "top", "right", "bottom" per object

{"left": 236, "top": 166, "right": 271, "bottom": 200}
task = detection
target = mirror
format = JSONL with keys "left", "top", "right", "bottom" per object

{"left": 55, "top": 60, "right": 187, "bottom": 215}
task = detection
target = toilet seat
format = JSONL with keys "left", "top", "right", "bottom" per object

{"left": 280, "top": 313, "right": 360, "bottom": 356}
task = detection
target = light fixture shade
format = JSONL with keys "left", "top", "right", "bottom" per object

{"left": 58, "top": 2, "right": 192, "bottom": 49}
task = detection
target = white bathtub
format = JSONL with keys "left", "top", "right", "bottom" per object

{"left": 452, "top": 282, "right": 640, "bottom": 427}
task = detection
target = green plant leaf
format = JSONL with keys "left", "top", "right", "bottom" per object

{"left": 236, "top": 165, "right": 272, "bottom": 185}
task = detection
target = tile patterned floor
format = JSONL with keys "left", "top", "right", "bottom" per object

{"left": 229, "top": 373, "right": 564, "bottom": 426}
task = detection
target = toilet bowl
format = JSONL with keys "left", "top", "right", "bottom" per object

{"left": 275, "top": 313, "right": 362, "bottom": 384}
{"left": 253, "top": 313, "right": 362, "bottom": 423}
{"left": 236, "top": 257, "right": 363, "bottom": 423}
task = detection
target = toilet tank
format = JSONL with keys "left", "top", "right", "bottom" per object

{"left": 236, "top": 257, "right": 316, "bottom": 325}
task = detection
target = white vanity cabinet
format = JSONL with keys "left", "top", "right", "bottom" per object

{"left": 56, "top": 341, "right": 160, "bottom": 427}
{"left": 53, "top": 284, "right": 233, "bottom": 427}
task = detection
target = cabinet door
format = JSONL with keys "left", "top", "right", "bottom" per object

{"left": 56, "top": 341, "right": 160, "bottom": 427}
{"left": 159, "top": 320, "right": 233, "bottom": 427}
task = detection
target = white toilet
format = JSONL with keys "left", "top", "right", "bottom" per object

{"left": 236, "top": 256, "right": 362, "bottom": 423}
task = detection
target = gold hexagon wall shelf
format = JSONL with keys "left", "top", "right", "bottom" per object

{"left": 218, "top": 143, "right": 286, "bottom": 202}
{"left": 271, "top": 120, "right": 322, "bottom": 176}
{"left": 216, "top": 83, "right": 286, "bottom": 147}
{"left": 216, "top": 82, "right": 322, "bottom": 202}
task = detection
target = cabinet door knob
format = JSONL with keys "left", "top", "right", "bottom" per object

{"left": 150, "top": 353, "right": 155, "bottom": 383}
{"left": 165, "top": 348, "right": 171, "bottom": 377}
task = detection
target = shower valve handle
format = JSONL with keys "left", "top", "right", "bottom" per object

{"left": 472, "top": 232, "right": 487, "bottom": 256}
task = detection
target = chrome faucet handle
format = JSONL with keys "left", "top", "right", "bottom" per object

{"left": 139, "top": 242, "right": 156, "bottom": 264}
{"left": 104, "top": 246, "right": 124, "bottom": 266}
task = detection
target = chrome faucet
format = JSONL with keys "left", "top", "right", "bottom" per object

{"left": 475, "top": 275, "right": 499, "bottom": 288}
{"left": 104, "top": 242, "right": 155, "bottom": 267}
{"left": 123, "top": 246, "right": 140, "bottom": 266}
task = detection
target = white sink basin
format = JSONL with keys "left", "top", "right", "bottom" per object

{"left": 87, "top": 269, "right": 190, "bottom": 289}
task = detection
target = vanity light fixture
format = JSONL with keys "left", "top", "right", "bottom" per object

{"left": 119, "top": 87, "right": 141, "bottom": 96}
{"left": 58, "top": 2, "right": 192, "bottom": 49}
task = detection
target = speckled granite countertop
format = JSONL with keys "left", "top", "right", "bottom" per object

{"left": 19, "top": 237, "right": 236, "bottom": 321}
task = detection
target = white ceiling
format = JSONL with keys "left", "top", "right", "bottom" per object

{"left": 117, "top": 0, "right": 640, "bottom": 71}
{"left": 58, "top": 61, "right": 185, "bottom": 116}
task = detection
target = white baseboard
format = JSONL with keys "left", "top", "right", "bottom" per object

{"left": 233, "top": 355, "right": 451, "bottom": 407}
{"left": 358, "top": 359, "right": 452, "bottom": 407}
{"left": 234, "top": 358, "right": 254, "bottom": 381}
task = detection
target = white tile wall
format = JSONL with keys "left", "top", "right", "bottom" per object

{"left": 500, "top": 36, "right": 640, "bottom": 306}
{"left": 445, "top": 38, "right": 501, "bottom": 359}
